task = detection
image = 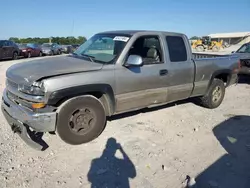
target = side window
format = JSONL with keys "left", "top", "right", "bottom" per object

{"left": 5, "top": 41, "right": 10, "bottom": 46}
{"left": 166, "top": 36, "right": 187, "bottom": 62}
{"left": 129, "top": 36, "right": 163, "bottom": 65}
{"left": 0, "top": 41, "right": 4, "bottom": 47}
{"left": 246, "top": 44, "right": 250, "bottom": 53}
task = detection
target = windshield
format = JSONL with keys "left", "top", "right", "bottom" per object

{"left": 74, "top": 34, "right": 130, "bottom": 63}
{"left": 42, "top": 43, "right": 52, "bottom": 47}
{"left": 236, "top": 44, "right": 250, "bottom": 53}
{"left": 18, "top": 44, "right": 27, "bottom": 48}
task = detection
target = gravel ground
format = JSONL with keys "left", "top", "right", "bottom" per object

{"left": 0, "top": 57, "right": 250, "bottom": 188}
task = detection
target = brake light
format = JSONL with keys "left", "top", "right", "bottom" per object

{"left": 22, "top": 49, "right": 26, "bottom": 52}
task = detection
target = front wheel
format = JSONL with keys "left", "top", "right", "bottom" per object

{"left": 12, "top": 52, "right": 18, "bottom": 60}
{"left": 200, "top": 79, "right": 225, "bottom": 109}
{"left": 39, "top": 52, "right": 42, "bottom": 57}
{"left": 196, "top": 45, "right": 204, "bottom": 52}
{"left": 56, "top": 95, "right": 106, "bottom": 145}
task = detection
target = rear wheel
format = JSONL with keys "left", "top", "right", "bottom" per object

{"left": 12, "top": 52, "right": 18, "bottom": 60}
{"left": 56, "top": 95, "right": 106, "bottom": 145}
{"left": 196, "top": 45, "right": 204, "bottom": 52}
{"left": 200, "top": 79, "right": 225, "bottom": 109}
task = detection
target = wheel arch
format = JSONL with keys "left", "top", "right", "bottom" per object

{"left": 207, "top": 69, "right": 232, "bottom": 91}
{"left": 47, "top": 84, "right": 116, "bottom": 116}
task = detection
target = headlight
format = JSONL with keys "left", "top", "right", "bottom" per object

{"left": 18, "top": 82, "right": 45, "bottom": 96}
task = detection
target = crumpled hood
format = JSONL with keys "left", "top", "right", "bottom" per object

{"left": 6, "top": 55, "right": 103, "bottom": 85}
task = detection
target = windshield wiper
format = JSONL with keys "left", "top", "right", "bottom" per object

{"left": 80, "top": 54, "right": 95, "bottom": 62}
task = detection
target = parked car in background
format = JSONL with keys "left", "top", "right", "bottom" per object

{"left": 0, "top": 40, "right": 19, "bottom": 60}
{"left": 232, "top": 42, "right": 250, "bottom": 75}
{"left": 18, "top": 43, "right": 42, "bottom": 58}
{"left": 41, "top": 43, "right": 61, "bottom": 55}
{"left": 60, "top": 45, "right": 73, "bottom": 54}
{"left": 71, "top": 44, "right": 80, "bottom": 51}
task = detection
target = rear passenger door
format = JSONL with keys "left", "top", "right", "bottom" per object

{"left": 164, "top": 35, "right": 195, "bottom": 102}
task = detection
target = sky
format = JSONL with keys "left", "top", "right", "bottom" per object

{"left": 1, "top": 0, "right": 249, "bottom": 39}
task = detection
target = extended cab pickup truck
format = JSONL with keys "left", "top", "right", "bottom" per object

{"left": 1, "top": 30, "right": 240, "bottom": 150}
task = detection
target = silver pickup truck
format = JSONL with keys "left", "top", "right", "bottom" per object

{"left": 1, "top": 30, "right": 240, "bottom": 150}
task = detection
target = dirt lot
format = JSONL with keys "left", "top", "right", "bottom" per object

{"left": 0, "top": 57, "right": 250, "bottom": 188}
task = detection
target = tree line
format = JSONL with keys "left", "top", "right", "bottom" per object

{"left": 9, "top": 36, "right": 87, "bottom": 45}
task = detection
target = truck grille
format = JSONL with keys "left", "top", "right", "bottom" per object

{"left": 6, "top": 90, "right": 33, "bottom": 110}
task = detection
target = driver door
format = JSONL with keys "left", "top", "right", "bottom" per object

{"left": 115, "top": 35, "right": 168, "bottom": 113}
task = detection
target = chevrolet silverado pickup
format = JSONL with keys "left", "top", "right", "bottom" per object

{"left": 1, "top": 30, "right": 240, "bottom": 150}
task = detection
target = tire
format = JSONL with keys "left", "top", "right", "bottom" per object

{"left": 51, "top": 51, "right": 54, "bottom": 56}
{"left": 39, "top": 52, "right": 42, "bottom": 57}
{"left": 56, "top": 95, "right": 106, "bottom": 145}
{"left": 200, "top": 79, "right": 225, "bottom": 109}
{"left": 12, "top": 52, "right": 18, "bottom": 60}
{"left": 196, "top": 45, "right": 204, "bottom": 52}
{"left": 212, "top": 46, "right": 220, "bottom": 52}
{"left": 27, "top": 52, "right": 31, "bottom": 58}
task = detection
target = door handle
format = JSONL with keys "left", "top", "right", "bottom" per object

{"left": 159, "top": 69, "right": 168, "bottom": 76}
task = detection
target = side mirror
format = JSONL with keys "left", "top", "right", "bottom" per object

{"left": 125, "top": 55, "right": 143, "bottom": 67}
{"left": 231, "top": 51, "right": 235, "bottom": 53}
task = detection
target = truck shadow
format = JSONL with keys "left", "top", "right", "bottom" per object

{"left": 108, "top": 98, "right": 195, "bottom": 121}
{"left": 195, "top": 115, "right": 250, "bottom": 188}
{"left": 87, "top": 137, "right": 136, "bottom": 188}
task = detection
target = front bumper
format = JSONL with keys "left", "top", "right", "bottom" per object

{"left": 1, "top": 89, "right": 57, "bottom": 149}
{"left": 42, "top": 50, "right": 52, "bottom": 55}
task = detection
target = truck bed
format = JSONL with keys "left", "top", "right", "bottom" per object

{"left": 193, "top": 52, "right": 229, "bottom": 59}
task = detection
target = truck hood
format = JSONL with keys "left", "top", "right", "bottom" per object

{"left": 6, "top": 55, "right": 103, "bottom": 85}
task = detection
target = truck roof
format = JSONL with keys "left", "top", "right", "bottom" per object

{"left": 97, "top": 30, "right": 184, "bottom": 36}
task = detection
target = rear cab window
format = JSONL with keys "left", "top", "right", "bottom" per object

{"left": 166, "top": 36, "right": 187, "bottom": 62}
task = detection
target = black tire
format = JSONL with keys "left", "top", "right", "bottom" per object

{"left": 12, "top": 52, "right": 18, "bottom": 60}
{"left": 56, "top": 95, "right": 106, "bottom": 145}
{"left": 200, "top": 79, "right": 225, "bottom": 109}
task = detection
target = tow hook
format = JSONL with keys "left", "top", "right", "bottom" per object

{"left": 11, "top": 124, "right": 22, "bottom": 134}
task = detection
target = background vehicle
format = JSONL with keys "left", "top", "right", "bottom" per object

{"left": 0, "top": 40, "right": 19, "bottom": 60}
{"left": 1, "top": 30, "right": 240, "bottom": 150}
{"left": 232, "top": 42, "right": 250, "bottom": 75}
{"left": 41, "top": 43, "right": 61, "bottom": 55}
{"left": 18, "top": 43, "right": 42, "bottom": 58}
{"left": 60, "top": 45, "right": 73, "bottom": 54}
{"left": 71, "top": 44, "right": 80, "bottom": 51}
{"left": 192, "top": 36, "right": 224, "bottom": 52}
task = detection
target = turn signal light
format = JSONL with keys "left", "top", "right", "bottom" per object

{"left": 32, "top": 103, "right": 46, "bottom": 109}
